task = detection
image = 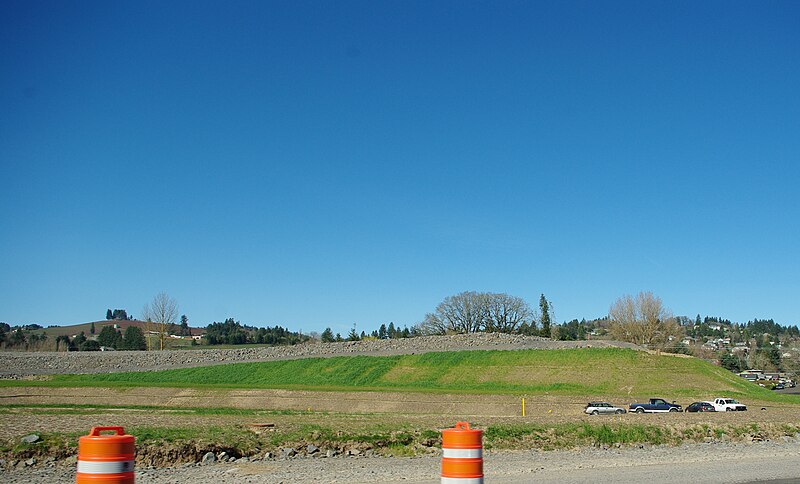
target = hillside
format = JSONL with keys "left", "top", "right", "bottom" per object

{"left": 38, "top": 348, "right": 786, "bottom": 401}
{"left": 35, "top": 320, "right": 204, "bottom": 337}
{"left": 0, "top": 333, "right": 631, "bottom": 375}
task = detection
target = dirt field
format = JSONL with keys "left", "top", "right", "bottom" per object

{"left": 1, "top": 385, "right": 797, "bottom": 418}
{"left": 2, "top": 392, "right": 799, "bottom": 443}
{"left": 0, "top": 386, "right": 543, "bottom": 415}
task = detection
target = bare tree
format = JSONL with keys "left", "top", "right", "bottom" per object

{"left": 142, "top": 292, "right": 178, "bottom": 351}
{"left": 485, "top": 293, "right": 532, "bottom": 333}
{"left": 438, "top": 291, "right": 490, "bottom": 333}
{"left": 417, "top": 312, "right": 448, "bottom": 336}
{"left": 608, "top": 291, "right": 682, "bottom": 350}
{"left": 415, "top": 291, "right": 534, "bottom": 335}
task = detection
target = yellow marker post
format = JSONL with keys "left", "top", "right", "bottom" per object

{"left": 522, "top": 398, "right": 526, "bottom": 417}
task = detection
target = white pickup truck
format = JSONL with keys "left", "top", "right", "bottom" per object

{"left": 710, "top": 398, "right": 747, "bottom": 411}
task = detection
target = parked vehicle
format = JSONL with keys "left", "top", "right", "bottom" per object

{"left": 773, "top": 383, "right": 785, "bottom": 390}
{"left": 629, "top": 398, "right": 682, "bottom": 413}
{"left": 685, "top": 402, "right": 716, "bottom": 412}
{"left": 585, "top": 402, "right": 626, "bottom": 415}
{"left": 710, "top": 398, "right": 747, "bottom": 411}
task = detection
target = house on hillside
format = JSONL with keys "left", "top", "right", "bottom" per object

{"left": 731, "top": 344, "right": 748, "bottom": 355}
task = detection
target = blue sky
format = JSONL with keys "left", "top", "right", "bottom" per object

{"left": 1, "top": 1, "right": 799, "bottom": 333}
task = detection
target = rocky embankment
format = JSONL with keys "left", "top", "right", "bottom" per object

{"left": 0, "top": 333, "right": 640, "bottom": 376}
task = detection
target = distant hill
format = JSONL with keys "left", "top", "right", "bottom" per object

{"left": 38, "top": 320, "right": 204, "bottom": 338}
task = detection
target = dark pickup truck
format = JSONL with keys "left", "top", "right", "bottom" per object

{"left": 629, "top": 398, "right": 682, "bottom": 413}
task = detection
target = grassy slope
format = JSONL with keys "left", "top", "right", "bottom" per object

{"left": 9, "top": 347, "right": 795, "bottom": 402}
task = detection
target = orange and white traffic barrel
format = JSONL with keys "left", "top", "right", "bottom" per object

{"left": 441, "top": 421, "right": 483, "bottom": 483}
{"left": 76, "top": 426, "right": 135, "bottom": 483}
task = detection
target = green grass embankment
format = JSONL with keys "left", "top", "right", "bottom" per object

{"left": 2, "top": 348, "right": 796, "bottom": 402}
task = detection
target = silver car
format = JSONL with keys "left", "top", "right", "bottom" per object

{"left": 585, "top": 402, "right": 626, "bottom": 415}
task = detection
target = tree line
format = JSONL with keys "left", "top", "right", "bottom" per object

{"left": 205, "top": 318, "right": 309, "bottom": 346}
{"left": 414, "top": 291, "right": 554, "bottom": 337}
{"left": 0, "top": 322, "right": 148, "bottom": 351}
{"left": 320, "top": 321, "right": 413, "bottom": 342}
{"left": 105, "top": 309, "right": 132, "bottom": 321}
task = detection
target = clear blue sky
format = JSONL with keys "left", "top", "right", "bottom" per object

{"left": 2, "top": 1, "right": 799, "bottom": 334}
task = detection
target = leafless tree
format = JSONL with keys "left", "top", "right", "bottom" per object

{"left": 608, "top": 291, "right": 682, "bottom": 350}
{"left": 142, "top": 292, "right": 178, "bottom": 351}
{"left": 485, "top": 293, "right": 533, "bottom": 333}
{"left": 417, "top": 312, "right": 448, "bottom": 335}
{"left": 441, "top": 291, "right": 490, "bottom": 333}
{"left": 415, "top": 291, "right": 534, "bottom": 335}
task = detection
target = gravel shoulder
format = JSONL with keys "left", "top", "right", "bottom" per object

{"left": 4, "top": 440, "right": 800, "bottom": 483}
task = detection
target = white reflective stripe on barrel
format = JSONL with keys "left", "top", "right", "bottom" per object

{"left": 442, "top": 448, "right": 483, "bottom": 459}
{"left": 77, "top": 460, "right": 135, "bottom": 474}
{"left": 441, "top": 477, "right": 484, "bottom": 484}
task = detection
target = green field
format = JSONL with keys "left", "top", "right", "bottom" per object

{"left": 6, "top": 348, "right": 796, "bottom": 402}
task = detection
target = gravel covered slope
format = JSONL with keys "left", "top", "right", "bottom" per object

{"left": 0, "top": 333, "right": 641, "bottom": 376}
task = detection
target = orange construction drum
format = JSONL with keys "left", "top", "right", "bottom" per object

{"left": 441, "top": 421, "right": 483, "bottom": 483}
{"left": 76, "top": 426, "right": 135, "bottom": 483}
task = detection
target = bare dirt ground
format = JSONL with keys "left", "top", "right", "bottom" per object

{"left": 1, "top": 400, "right": 799, "bottom": 444}
{"left": 0, "top": 386, "right": 549, "bottom": 415}
{"left": 1, "top": 385, "right": 797, "bottom": 418}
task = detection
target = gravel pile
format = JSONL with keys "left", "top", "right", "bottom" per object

{"left": 0, "top": 334, "right": 639, "bottom": 377}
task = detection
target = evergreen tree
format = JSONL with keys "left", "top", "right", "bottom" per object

{"left": 387, "top": 322, "right": 396, "bottom": 338}
{"left": 106, "top": 309, "right": 113, "bottom": 320}
{"left": 90, "top": 322, "right": 96, "bottom": 335}
{"left": 321, "top": 327, "right": 335, "bottom": 343}
{"left": 764, "top": 345, "right": 782, "bottom": 369}
{"left": 111, "top": 309, "right": 129, "bottom": 320}
{"left": 539, "top": 294, "right": 552, "bottom": 338}
{"left": 122, "top": 326, "right": 147, "bottom": 350}
{"left": 180, "top": 315, "right": 189, "bottom": 336}
{"left": 719, "top": 352, "right": 743, "bottom": 372}
{"left": 10, "top": 329, "right": 27, "bottom": 347}
{"left": 378, "top": 324, "right": 388, "bottom": 339}
{"left": 98, "top": 325, "right": 119, "bottom": 348}
{"left": 347, "top": 324, "right": 360, "bottom": 341}
{"left": 80, "top": 340, "right": 101, "bottom": 351}
{"left": 73, "top": 331, "right": 87, "bottom": 347}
